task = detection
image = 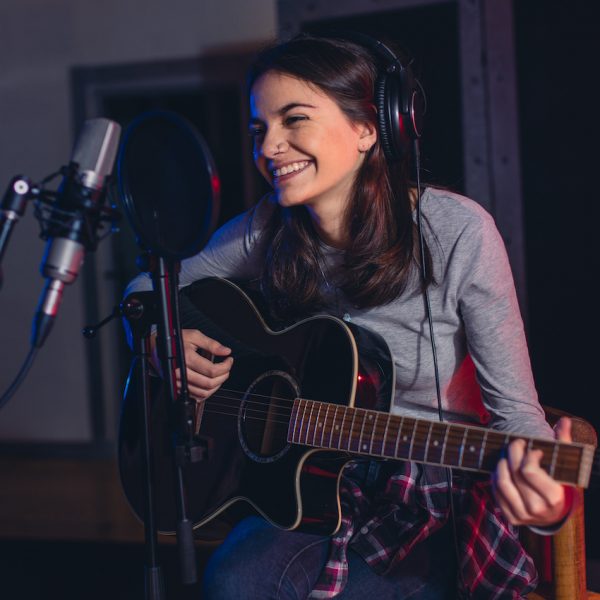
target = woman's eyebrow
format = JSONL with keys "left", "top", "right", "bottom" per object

{"left": 277, "top": 102, "right": 317, "bottom": 114}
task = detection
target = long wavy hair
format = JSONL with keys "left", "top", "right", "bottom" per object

{"left": 247, "top": 34, "right": 433, "bottom": 320}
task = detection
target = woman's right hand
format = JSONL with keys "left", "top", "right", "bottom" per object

{"left": 151, "top": 329, "right": 233, "bottom": 401}
{"left": 178, "top": 329, "right": 234, "bottom": 400}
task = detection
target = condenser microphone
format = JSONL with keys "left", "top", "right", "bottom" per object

{"left": 31, "top": 118, "right": 121, "bottom": 348}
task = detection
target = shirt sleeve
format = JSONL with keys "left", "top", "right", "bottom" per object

{"left": 457, "top": 209, "right": 553, "bottom": 439}
{"left": 122, "top": 196, "right": 273, "bottom": 345}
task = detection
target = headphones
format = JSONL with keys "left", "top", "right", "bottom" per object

{"left": 340, "top": 31, "right": 424, "bottom": 162}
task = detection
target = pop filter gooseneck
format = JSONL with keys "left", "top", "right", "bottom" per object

{"left": 116, "top": 110, "right": 221, "bottom": 597}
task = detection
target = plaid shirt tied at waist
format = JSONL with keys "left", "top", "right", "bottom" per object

{"left": 309, "top": 461, "right": 538, "bottom": 599}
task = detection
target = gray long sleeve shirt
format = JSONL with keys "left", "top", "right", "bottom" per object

{"left": 125, "top": 187, "right": 553, "bottom": 439}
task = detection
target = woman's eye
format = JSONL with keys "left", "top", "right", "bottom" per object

{"left": 284, "top": 115, "right": 307, "bottom": 126}
{"left": 248, "top": 127, "right": 264, "bottom": 138}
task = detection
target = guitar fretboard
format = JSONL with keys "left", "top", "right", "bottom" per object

{"left": 288, "top": 399, "right": 594, "bottom": 487}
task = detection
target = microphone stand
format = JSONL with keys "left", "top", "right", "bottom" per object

{"left": 95, "top": 255, "right": 208, "bottom": 599}
{"left": 0, "top": 176, "right": 35, "bottom": 291}
{"left": 118, "top": 289, "right": 166, "bottom": 600}
{"left": 149, "top": 254, "right": 202, "bottom": 586}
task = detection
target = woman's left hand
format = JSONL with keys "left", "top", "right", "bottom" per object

{"left": 492, "top": 416, "right": 575, "bottom": 527}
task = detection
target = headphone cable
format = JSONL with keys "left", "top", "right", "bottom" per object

{"left": 413, "top": 139, "right": 470, "bottom": 599}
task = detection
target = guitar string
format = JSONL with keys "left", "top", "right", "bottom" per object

{"left": 187, "top": 389, "right": 581, "bottom": 468}
{"left": 191, "top": 401, "right": 576, "bottom": 471}
{"left": 172, "top": 377, "right": 578, "bottom": 469}
{"left": 193, "top": 406, "right": 580, "bottom": 475}
{"left": 217, "top": 385, "right": 317, "bottom": 404}
{"left": 202, "top": 392, "right": 575, "bottom": 457}
{"left": 200, "top": 394, "right": 576, "bottom": 462}
{"left": 202, "top": 392, "right": 571, "bottom": 455}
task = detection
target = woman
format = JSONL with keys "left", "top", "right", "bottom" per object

{"left": 126, "top": 34, "right": 572, "bottom": 599}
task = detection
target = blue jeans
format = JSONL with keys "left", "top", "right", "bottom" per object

{"left": 203, "top": 516, "right": 455, "bottom": 600}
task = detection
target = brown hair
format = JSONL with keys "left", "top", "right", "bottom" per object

{"left": 248, "top": 34, "right": 432, "bottom": 320}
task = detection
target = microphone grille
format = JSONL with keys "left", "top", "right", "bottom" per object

{"left": 71, "top": 118, "right": 121, "bottom": 189}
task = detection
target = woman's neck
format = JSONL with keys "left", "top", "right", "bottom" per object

{"left": 305, "top": 187, "right": 421, "bottom": 248}
{"left": 306, "top": 202, "right": 348, "bottom": 249}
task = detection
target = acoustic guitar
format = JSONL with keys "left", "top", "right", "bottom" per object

{"left": 118, "top": 277, "right": 597, "bottom": 538}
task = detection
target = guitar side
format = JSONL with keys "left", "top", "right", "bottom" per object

{"left": 118, "top": 278, "right": 395, "bottom": 538}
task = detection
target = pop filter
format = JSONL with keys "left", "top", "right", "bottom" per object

{"left": 117, "top": 110, "right": 220, "bottom": 260}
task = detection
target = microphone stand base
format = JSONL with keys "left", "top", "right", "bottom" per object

{"left": 144, "top": 565, "right": 166, "bottom": 600}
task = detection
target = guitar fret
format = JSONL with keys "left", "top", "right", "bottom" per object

{"left": 321, "top": 404, "right": 330, "bottom": 448}
{"left": 480, "top": 431, "right": 506, "bottom": 471}
{"left": 300, "top": 400, "right": 313, "bottom": 444}
{"left": 550, "top": 442, "right": 559, "bottom": 478}
{"left": 424, "top": 422, "right": 434, "bottom": 461}
{"left": 457, "top": 427, "right": 468, "bottom": 466}
{"left": 312, "top": 403, "right": 323, "bottom": 446}
{"left": 369, "top": 413, "right": 378, "bottom": 455}
{"left": 426, "top": 422, "right": 447, "bottom": 465}
{"left": 358, "top": 411, "right": 369, "bottom": 453}
{"left": 358, "top": 410, "right": 368, "bottom": 452}
{"left": 394, "top": 416, "right": 406, "bottom": 459}
{"left": 307, "top": 402, "right": 317, "bottom": 446}
{"left": 297, "top": 400, "right": 306, "bottom": 444}
{"left": 289, "top": 400, "right": 298, "bottom": 443}
{"left": 329, "top": 405, "right": 339, "bottom": 448}
{"left": 441, "top": 424, "right": 450, "bottom": 465}
{"left": 338, "top": 407, "right": 347, "bottom": 450}
{"left": 350, "top": 409, "right": 365, "bottom": 453}
{"left": 407, "top": 419, "right": 419, "bottom": 460}
{"left": 554, "top": 445, "right": 584, "bottom": 484}
{"left": 304, "top": 400, "right": 315, "bottom": 445}
{"left": 478, "top": 430, "right": 488, "bottom": 470}
{"left": 411, "top": 420, "right": 431, "bottom": 462}
{"left": 443, "top": 425, "right": 461, "bottom": 467}
{"left": 384, "top": 415, "right": 401, "bottom": 458}
{"left": 462, "top": 428, "right": 486, "bottom": 470}
{"left": 382, "top": 414, "right": 391, "bottom": 457}
{"left": 358, "top": 412, "right": 373, "bottom": 452}
{"left": 346, "top": 409, "right": 356, "bottom": 451}
{"left": 376, "top": 413, "right": 387, "bottom": 456}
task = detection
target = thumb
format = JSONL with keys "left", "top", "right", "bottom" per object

{"left": 555, "top": 416, "right": 572, "bottom": 443}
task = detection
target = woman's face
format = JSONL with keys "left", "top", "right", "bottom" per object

{"left": 250, "top": 71, "right": 375, "bottom": 213}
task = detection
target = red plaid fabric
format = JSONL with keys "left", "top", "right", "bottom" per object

{"left": 309, "top": 462, "right": 538, "bottom": 599}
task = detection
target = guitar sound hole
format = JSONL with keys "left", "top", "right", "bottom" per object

{"left": 238, "top": 370, "right": 297, "bottom": 463}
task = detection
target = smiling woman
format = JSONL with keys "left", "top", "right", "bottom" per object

{"left": 124, "top": 33, "right": 574, "bottom": 600}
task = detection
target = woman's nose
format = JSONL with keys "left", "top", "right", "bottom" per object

{"left": 260, "top": 128, "right": 289, "bottom": 159}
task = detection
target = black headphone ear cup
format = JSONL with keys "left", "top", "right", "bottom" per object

{"left": 375, "top": 74, "right": 397, "bottom": 161}
{"left": 377, "top": 72, "right": 413, "bottom": 162}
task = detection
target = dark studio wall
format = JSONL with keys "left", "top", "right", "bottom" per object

{"left": 516, "top": 0, "right": 599, "bottom": 426}
{"left": 514, "top": 0, "right": 600, "bottom": 556}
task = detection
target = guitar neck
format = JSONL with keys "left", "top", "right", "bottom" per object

{"left": 288, "top": 399, "right": 595, "bottom": 488}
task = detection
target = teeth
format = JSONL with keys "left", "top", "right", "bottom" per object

{"left": 274, "top": 161, "right": 310, "bottom": 178}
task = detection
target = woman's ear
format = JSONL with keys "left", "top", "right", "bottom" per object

{"left": 357, "top": 121, "right": 377, "bottom": 153}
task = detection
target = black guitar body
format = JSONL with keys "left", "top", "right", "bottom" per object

{"left": 118, "top": 278, "right": 395, "bottom": 537}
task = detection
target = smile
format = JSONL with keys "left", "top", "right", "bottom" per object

{"left": 272, "top": 160, "right": 312, "bottom": 179}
